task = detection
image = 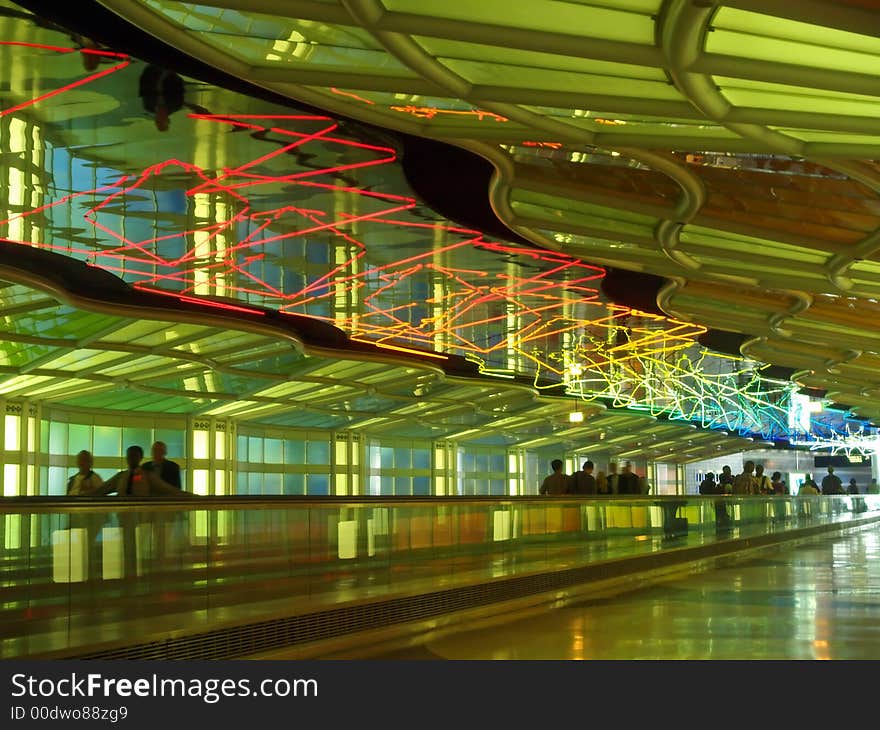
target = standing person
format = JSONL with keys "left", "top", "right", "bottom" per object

{"left": 799, "top": 478, "right": 820, "bottom": 495}
{"left": 607, "top": 462, "right": 619, "bottom": 495}
{"left": 596, "top": 470, "right": 608, "bottom": 495}
{"left": 569, "top": 460, "right": 597, "bottom": 495}
{"left": 821, "top": 466, "right": 843, "bottom": 495}
{"left": 868, "top": 478, "right": 879, "bottom": 495}
{"left": 539, "top": 459, "right": 570, "bottom": 495}
{"left": 66, "top": 450, "right": 103, "bottom": 495}
{"left": 618, "top": 461, "right": 639, "bottom": 495}
{"left": 847, "top": 478, "right": 859, "bottom": 495}
{"left": 732, "top": 461, "right": 757, "bottom": 495}
{"left": 755, "top": 465, "right": 773, "bottom": 494}
{"left": 718, "top": 465, "right": 734, "bottom": 494}
{"left": 142, "top": 441, "right": 182, "bottom": 490}
{"left": 771, "top": 471, "right": 787, "bottom": 495}
{"left": 65, "top": 449, "right": 104, "bottom": 579}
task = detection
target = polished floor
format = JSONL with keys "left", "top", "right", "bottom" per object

{"left": 371, "top": 526, "right": 880, "bottom": 659}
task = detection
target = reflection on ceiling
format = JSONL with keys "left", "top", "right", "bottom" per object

{"left": 98, "top": 0, "right": 880, "bottom": 423}
{"left": 0, "top": 267, "right": 763, "bottom": 461}
{"left": 0, "top": 6, "right": 809, "bottom": 448}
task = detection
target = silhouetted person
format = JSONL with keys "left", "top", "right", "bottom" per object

{"left": 847, "top": 478, "right": 859, "bottom": 495}
{"left": 699, "top": 472, "right": 718, "bottom": 495}
{"left": 618, "top": 461, "right": 640, "bottom": 494}
{"left": 732, "top": 461, "right": 757, "bottom": 495}
{"left": 67, "top": 450, "right": 103, "bottom": 495}
{"left": 139, "top": 65, "right": 185, "bottom": 131}
{"left": 607, "top": 462, "right": 619, "bottom": 494}
{"left": 718, "top": 465, "right": 734, "bottom": 493}
{"left": 540, "top": 459, "right": 569, "bottom": 495}
{"left": 799, "top": 478, "right": 820, "bottom": 496}
{"left": 569, "top": 460, "right": 597, "bottom": 495}
{"left": 868, "top": 478, "right": 879, "bottom": 495}
{"left": 755, "top": 464, "right": 773, "bottom": 494}
{"left": 142, "top": 441, "right": 182, "bottom": 490}
{"left": 771, "top": 471, "right": 787, "bottom": 495}
{"left": 821, "top": 466, "right": 843, "bottom": 495}
{"left": 596, "top": 470, "right": 608, "bottom": 495}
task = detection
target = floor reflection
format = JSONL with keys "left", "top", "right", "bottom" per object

{"left": 372, "top": 527, "right": 880, "bottom": 659}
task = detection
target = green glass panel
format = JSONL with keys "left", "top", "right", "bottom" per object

{"left": 48, "top": 422, "right": 67, "bottom": 455}
{"left": 283, "top": 439, "right": 305, "bottom": 465}
{"left": 511, "top": 200, "right": 656, "bottom": 240}
{"left": 708, "top": 30, "right": 880, "bottom": 75}
{"left": 384, "top": 0, "right": 658, "bottom": 44}
{"left": 710, "top": 7, "right": 880, "bottom": 59}
{"left": 283, "top": 472, "right": 305, "bottom": 495}
{"left": 440, "top": 59, "right": 682, "bottom": 99}
{"left": 717, "top": 77, "right": 880, "bottom": 117}
{"left": 416, "top": 36, "right": 664, "bottom": 79}
{"left": 122, "top": 427, "right": 153, "bottom": 453}
{"left": 247, "top": 436, "right": 263, "bottom": 463}
{"left": 67, "top": 423, "right": 90, "bottom": 455}
{"left": 263, "top": 473, "right": 282, "bottom": 495}
{"left": 93, "top": 426, "right": 122, "bottom": 458}
{"left": 306, "top": 473, "right": 329, "bottom": 495}
{"left": 694, "top": 255, "right": 824, "bottom": 277}
{"left": 773, "top": 129, "right": 880, "bottom": 145}
{"left": 512, "top": 190, "right": 657, "bottom": 224}
{"left": 560, "top": 116, "right": 738, "bottom": 139}
{"left": 155, "top": 429, "right": 186, "bottom": 459}
{"left": 307, "top": 440, "right": 330, "bottom": 465}
{"left": 264, "top": 437, "right": 282, "bottom": 464}
{"left": 681, "top": 226, "right": 828, "bottom": 264}
{"left": 47, "top": 466, "right": 66, "bottom": 496}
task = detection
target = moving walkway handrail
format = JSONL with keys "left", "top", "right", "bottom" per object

{"left": 1, "top": 493, "right": 873, "bottom": 513}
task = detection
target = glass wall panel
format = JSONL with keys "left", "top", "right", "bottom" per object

{"left": 93, "top": 426, "right": 121, "bottom": 458}
{"left": 67, "top": 424, "right": 89, "bottom": 455}
{"left": 306, "top": 474, "right": 329, "bottom": 495}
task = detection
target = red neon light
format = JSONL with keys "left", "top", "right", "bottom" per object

{"left": 0, "top": 56, "right": 706, "bottom": 372}
{"left": 330, "top": 88, "right": 376, "bottom": 105}
{"left": 0, "top": 56, "right": 129, "bottom": 118}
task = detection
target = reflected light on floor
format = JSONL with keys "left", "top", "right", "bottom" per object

{"left": 572, "top": 633, "right": 584, "bottom": 659}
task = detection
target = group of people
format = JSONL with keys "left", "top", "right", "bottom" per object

{"left": 66, "top": 442, "right": 189, "bottom": 497}
{"left": 699, "top": 462, "right": 786, "bottom": 496}
{"left": 699, "top": 463, "right": 880, "bottom": 496}
{"left": 540, "top": 459, "right": 648, "bottom": 496}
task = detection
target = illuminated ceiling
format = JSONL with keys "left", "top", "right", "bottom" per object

{"left": 94, "top": 0, "right": 880, "bottom": 422}
{"left": 0, "top": 250, "right": 762, "bottom": 460}
{"left": 0, "top": 7, "right": 807, "bottom": 452}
